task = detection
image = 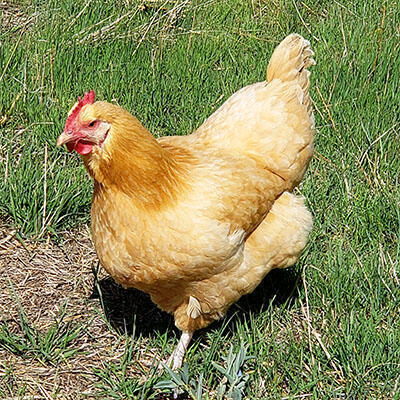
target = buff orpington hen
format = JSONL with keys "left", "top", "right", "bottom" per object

{"left": 57, "top": 34, "right": 315, "bottom": 369}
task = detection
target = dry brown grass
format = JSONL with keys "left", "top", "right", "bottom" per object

{"left": 0, "top": 2, "right": 26, "bottom": 31}
{"left": 0, "top": 220, "right": 172, "bottom": 398}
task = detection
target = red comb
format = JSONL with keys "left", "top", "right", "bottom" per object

{"left": 65, "top": 90, "right": 95, "bottom": 130}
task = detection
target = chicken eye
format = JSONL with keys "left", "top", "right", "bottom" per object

{"left": 88, "top": 120, "right": 96, "bottom": 127}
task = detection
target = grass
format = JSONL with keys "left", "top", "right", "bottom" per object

{"left": 0, "top": 299, "right": 83, "bottom": 364}
{"left": 0, "top": 0, "right": 399, "bottom": 398}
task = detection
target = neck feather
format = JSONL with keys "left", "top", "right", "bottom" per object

{"left": 83, "top": 111, "right": 192, "bottom": 209}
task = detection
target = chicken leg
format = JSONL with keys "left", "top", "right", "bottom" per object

{"left": 168, "top": 331, "right": 193, "bottom": 370}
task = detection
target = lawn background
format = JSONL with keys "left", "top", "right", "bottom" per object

{"left": 0, "top": 0, "right": 399, "bottom": 398}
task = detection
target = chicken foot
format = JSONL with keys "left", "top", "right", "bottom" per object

{"left": 167, "top": 331, "right": 193, "bottom": 370}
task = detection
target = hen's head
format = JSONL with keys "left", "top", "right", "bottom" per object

{"left": 57, "top": 90, "right": 112, "bottom": 155}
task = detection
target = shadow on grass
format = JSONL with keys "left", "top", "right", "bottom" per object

{"left": 90, "top": 276, "right": 174, "bottom": 336}
{"left": 90, "top": 266, "right": 301, "bottom": 338}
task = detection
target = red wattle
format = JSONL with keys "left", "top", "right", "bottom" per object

{"left": 75, "top": 141, "right": 94, "bottom": 155}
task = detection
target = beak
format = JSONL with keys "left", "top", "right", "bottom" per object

{"left": 57, "top": 131, "right": 74, "bottom": 147}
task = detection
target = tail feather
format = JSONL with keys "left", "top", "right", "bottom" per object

{"left": 266, "top": 34, "right": 315, "bottom": 115}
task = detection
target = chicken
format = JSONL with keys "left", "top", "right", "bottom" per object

{"left": 57, "top": 34, "right": 315, "bottom": 369}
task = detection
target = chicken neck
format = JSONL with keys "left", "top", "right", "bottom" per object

{"left": 82, "top": 116, "right": 193, "bottom": 210}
